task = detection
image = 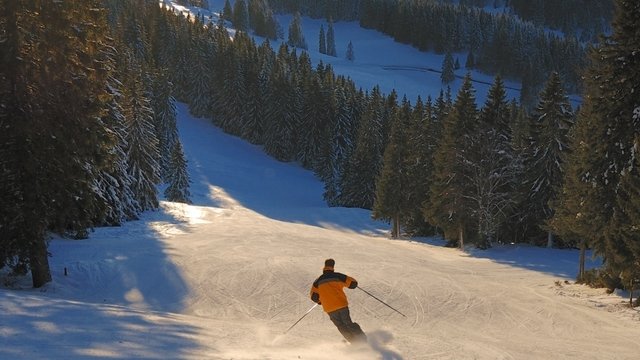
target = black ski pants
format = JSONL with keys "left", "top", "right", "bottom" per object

{"left": 327, "top": 307, "right": 367, "bottom": 343}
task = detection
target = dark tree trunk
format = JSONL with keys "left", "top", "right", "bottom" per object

{"left": 392, "top": 214, "right": 400, "bottom": 238}
{"left": 30, "top": 236, "right": 52, "bottom": 288}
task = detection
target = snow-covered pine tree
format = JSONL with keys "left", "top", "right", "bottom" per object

{"left": 151, "top": 68, "right": 179, "bottom": 181}
{"left": 0, "top": 0, "right": 115, "bottom": 286}
{"left": 122, "top": 53, "right": 161, "bottom": 212}
{"left": 218, "top": 33, "right": 252, "bottom": 136}
{"left": 552, "top": 0, "right": 640, "bottom": 287}
{"left": 323, "top": 80, "right": 356, "bottom": 206}
{"left": 164, "top": 140, "right": 191, "bottom": 204}
{"left": 209, "top": 17, "right": 233, "bottom": 119}
{"left": 167, "top": 18, "right": 192, "bottom": 102}
{"left": 523, "top": 72, "right": 574, "bottom": 248}
{"left": 373, "top": 97, "right": 413, "bottom": 238}
{"left": 262, "top": 53, "right": 299, "bottom": 161}
{"left": 469, "top": 75, "right": 518, "bottom": 248}
{"left": 185, "top": 33, "right": 214, "bottom": 118}
{"left": 425, "top": 74, "right": 479, "bottom": 249}
{"left": 298, "top": 74, "right": 328, "bottom": 169}
{"left": 241, "top": 40, "right": 275, "bottom": 144}
{"left": 94, "top": 51, "right": 141, "bottom": 226}
{"left": 312, "top": 66, "right": 339, "bottom": 182}
{"left": 122, "top": 11, "right": 149, "bottom": 63}
{"left": 549, "top": 98, "right": 609, "bottom": 279}
{"left": 598, "top": 0, "right": 640, "bottom": 284}
{"left": 339, "top": 86, "right": 385, "bottom": 209}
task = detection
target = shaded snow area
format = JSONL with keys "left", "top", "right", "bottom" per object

{"left": 2, "top": 103, "right": 639, "bottom": 360}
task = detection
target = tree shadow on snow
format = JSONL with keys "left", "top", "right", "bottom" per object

{"left": 411, "top": 236, "right": 602, "bottom": 279}
{"left": 0, "top": 291, "right": 211, "bottom": 359}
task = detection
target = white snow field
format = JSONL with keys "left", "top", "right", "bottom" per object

{"left": 1, "top": 1, "right": 638, "bottom": 359}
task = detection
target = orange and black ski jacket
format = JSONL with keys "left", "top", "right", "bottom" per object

{"left": 310, "top": 269, "right": 358, "bottom": 313}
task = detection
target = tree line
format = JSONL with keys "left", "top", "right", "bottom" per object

{"left": 268, "top": 0, "right": 587, "bottom": 109}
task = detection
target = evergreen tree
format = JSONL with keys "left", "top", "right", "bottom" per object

{"left": 312, "top": 65, "right": 339, "bottom": 182}
{"left": 164, "top": 141, "right": 191, "bottom": 204}
{"left": 403, "top": 97, "right": 436, "bottom": 236}
{"left": 319, "top": 25, "right": 327, "bottom": 54}
{"left": 241, "top": 41, "right": 272, "bottom": 144}
{"left": 441, "top": 51, "right": 456, "bottom": 84}
{"left": 263, "top": 58, "right": 299, "bottom": 161}
{"left": 470, "top": 75, "right": 518, "bottom": 247}
{"left": 185, "top": 34, "right": 214, "bottom": 118}
{"left": 94, "top": 52, "right": 141, "bottom": 226}
{"left": 340, "top": 87, "right": 385, "bottom": 209}
{"left": 323, "top": 83, "right": 357, "bottom": 206}
{"left": 373, "top": 98, "right": 412, "bottom": 238}
{"left": 222, "top": 0, "right": 233, "bottom": 21}
{"left": 549, "top": 99, "right": 609, "bottom": 279}
{"left": 346, "top": 41, "right": 355, "bottom": 61}
{"left": 465, "top": 50, "right": 475, "bottom": 69}
{"left": 298, "top": 76, "right": 326, "bottom": 167}
{"left": 151, "top": 68, "right": 179, "bottom": 181}
{"left": 326, "top": 19, "right": 337, "bottom": 57}
{"left": 122, "top": 54, "right": 161, "bottom": 212}
{"left": 0, "top": 0, "right": 114, "bottom": 286}
{"left": 248, "top": 0, "right": 278, "bottom": 39}
{"left": 217, "top": 46, "right": 248, "bottom": 136}
{"left": 598, "top": 1, "right": 640, "bottom": 281}
{"left": 425, "top": 74, "right": 479, "bottom": 249}
{"left": 232, "top": 0, "right": 249, "bottom": 32}
{"left": 287, "top": 12, "right": 307, "bottom": 49}
{"left": 523, "top": 72, "right": 574, "bottom": 247}
{"left": 552, "top": 0, "right": 640, "bottom": 285}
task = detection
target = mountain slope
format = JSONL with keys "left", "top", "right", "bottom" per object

{"left": 2, "top": 104, "right": 639, "bottom": 359}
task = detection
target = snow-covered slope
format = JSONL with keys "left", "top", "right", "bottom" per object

{"left": 2, "top": 104, "right": 639, "bottom": 360}
{"left": 0, "top": 2, "right": 632, "bottom": 359}
{"left": 166, "top": 0, "right": 525, "bottom": 106}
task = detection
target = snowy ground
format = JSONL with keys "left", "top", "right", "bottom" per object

{"left": 1, "top": 2, "right": 636, "bottom": 359}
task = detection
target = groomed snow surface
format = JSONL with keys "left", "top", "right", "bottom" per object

{"left": 2, "top": 103, "right": 639, "bottom": 360}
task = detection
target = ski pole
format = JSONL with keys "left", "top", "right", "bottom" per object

{"left": 284, "top": 303, "right": 319, "bottom": 334}
{"left": 358, "top": 287, "right": 407, "bottom": 317}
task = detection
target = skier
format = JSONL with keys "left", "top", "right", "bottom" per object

{"left": 310, "top": 258, "right": 367, "bottom": 344}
